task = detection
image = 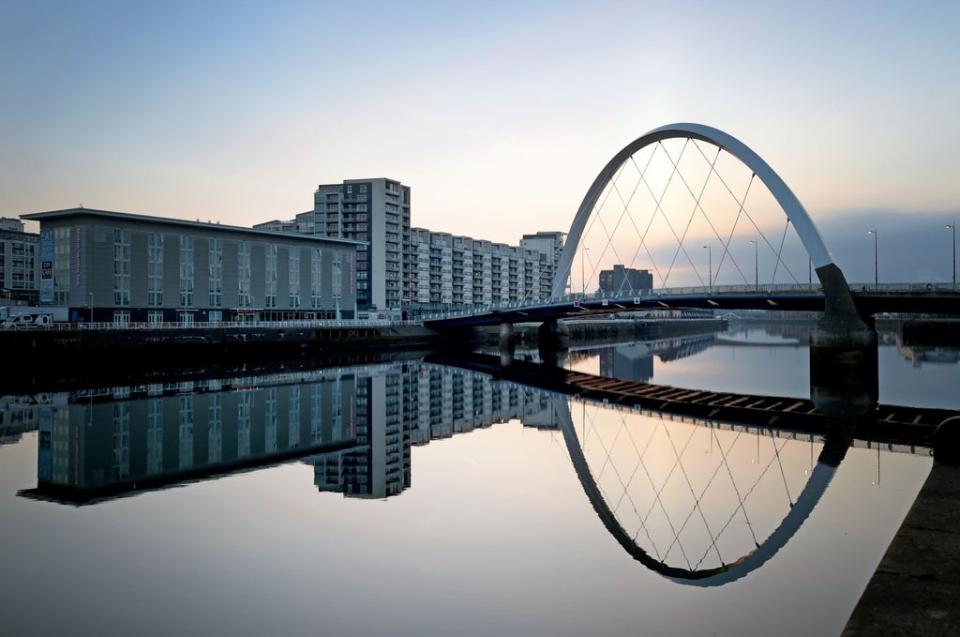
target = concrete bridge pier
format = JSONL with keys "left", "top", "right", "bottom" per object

{"left": 809, "top": 324, "right": 879, "bottom": 430}
{"left": 498, "top": 323, "right": 516, "bottom": 366}
{"left": 537, "top": 319, "right": 570, "bottom": 367}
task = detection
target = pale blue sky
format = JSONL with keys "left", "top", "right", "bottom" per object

{"left": 2, "top": 1, "right": 958, "bottom": 281}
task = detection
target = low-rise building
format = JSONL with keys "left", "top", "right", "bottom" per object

{"left": 21, "top": 207, "right": 362, "bottom": 324}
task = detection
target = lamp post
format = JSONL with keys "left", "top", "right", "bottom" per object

{"left": 749, "top": 239, "right": 758, "bottom": 291}
{"left": 580, "top": 246, "right": 590, "bottom": 296}
{"left": 867, "top": 229, "right": 878, "bottom": 289}
{"left": 702, "top": 245, "right": 712, "bottom": 291}
{"left": 947, "top": 223, "right": 956, "bottom": 289}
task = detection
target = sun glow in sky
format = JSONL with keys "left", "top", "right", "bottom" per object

{"left": 2, "top": 1, "right": 958, "bottom": 281}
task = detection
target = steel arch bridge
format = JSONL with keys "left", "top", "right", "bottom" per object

{"left": 552, "top": 123, "right": 854, "bottom": 316}
{"left": 425, "top": 123, "right": 960, "bottom": 330}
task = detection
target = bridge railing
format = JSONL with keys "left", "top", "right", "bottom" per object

{"left": 419, "top": 281, "right": 958, "bottom": 321}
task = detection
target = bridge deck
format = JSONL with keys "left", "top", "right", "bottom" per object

{"left": 424, "top": 287, "right": 960, "bottom": 329}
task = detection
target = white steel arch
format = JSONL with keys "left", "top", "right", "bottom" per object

{"left": 552, "top": 123, "right": 836, "bottom": 298}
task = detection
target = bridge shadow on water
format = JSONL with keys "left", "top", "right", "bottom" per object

{"left": 6, "top": 326, "right": 953, "bottom": 588}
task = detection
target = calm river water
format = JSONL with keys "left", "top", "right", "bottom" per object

{"left": 1, "top": 321, "right": 957, "bottom": 636}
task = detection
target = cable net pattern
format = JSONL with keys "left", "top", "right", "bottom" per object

{"left": 573, "top": 402, "right": 819, "bottom": 572}
{"left": 570, "top": 138, "right": 811, "bottom": 296}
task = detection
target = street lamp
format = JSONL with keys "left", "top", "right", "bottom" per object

{"left": 702, "top": 245, "right": 712, "bottom": 291}
{"left": 867, "top": 229, "right": 878, "bottom": 289}
{"left": 749, "top": 239, "right": 758, "bottom": 291}
{"left": 580, "top": 246, "right": 590, "bottom": 296}
{"left": 947, "top": 223, "right": 956, "bottom": 289}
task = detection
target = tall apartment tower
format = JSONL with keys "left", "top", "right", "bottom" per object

{"left": 309, "top": 178, "right": 411, "bottom": 310}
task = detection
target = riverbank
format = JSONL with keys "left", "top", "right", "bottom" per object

{"left": 843, "top": 460, "right": 960, "bottom": 636}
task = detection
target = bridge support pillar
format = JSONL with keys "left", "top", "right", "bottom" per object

{"left": 498, "top": 323, "right": 516, "bottom": 366}
{"left": 810, "top": 323, "right": 878, "bottom": 465}
{"left": 537, "top": 319, "right": 570, "bottom": 367}
{"left": 817, "top": 262, "right": 873, "bottom": 335}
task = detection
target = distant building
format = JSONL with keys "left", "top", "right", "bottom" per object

{"left": 21, "top": 207, "right": 361, "bottom": 324}
{"left": 0, "top": 218, "right": 40, "bottom": 303}
{"left": 599, "top": 264, "right": 653, "bottom": 296}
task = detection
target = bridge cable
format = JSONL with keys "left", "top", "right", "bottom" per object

{"left": 583, "top": 406, "right": 668, "bottom": 562}
{"left": 589, "top": 145, "right": 675, "bottom": 291}
{"left": 589, "top": 144, "right": 662, "bottom": 293}
{"left": 660, "top": 420, "right": 726, "bottom": 567}
{"left": 770, "top": 217, "right": 799, "bottom": 287}
{"left": 661, "top": 144, "right": 722, "bottom": 288}
{"left": 634, "top": 141, "right": 715, "bottom": 289}
{"left": 608, "top": 144, "right": 685, "bottom": 290}
{"left": 664, "top": 140, "right": 753, "bottom": 285}
{"left": 689, "top": 141, "right": 801, "bottom": 284}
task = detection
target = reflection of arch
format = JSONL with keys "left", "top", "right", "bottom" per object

{"left": 555, "top": 398, "right": 842, "bottom": 586}
{"left": 552, "top": 123, "right": 858, "bottom": 321}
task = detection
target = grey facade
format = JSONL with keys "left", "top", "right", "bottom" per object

{"left": 406, "top": 227, "right": 556, "bottom": 309}
{"left": 21, "top": 208, "right": 361, "bottom": 323}
{"left": 0, "top": 218, "right": 40, "bottom": 303}
{"left": 308, "top": 178, "right": 410, "bottom": 310}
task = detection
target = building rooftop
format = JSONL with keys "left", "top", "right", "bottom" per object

{"left": 20, "top": 207, "right": 367, "bottom": 247}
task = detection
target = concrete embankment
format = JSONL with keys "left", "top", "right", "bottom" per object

{"left": 0, "top": 324, "right": 448, "bottom": 393}
{"left": 843, "top": 460, "right": 960, "bottom": 636}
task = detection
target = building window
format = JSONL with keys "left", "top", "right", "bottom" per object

{"left": 311, "top": 248, "right": 322, "bottom": 309}
{"left": 237, "top": 392, "right": 252, "bottom": 458}
{"left": 179, "top": 235, "right": 194, "bottom": 307}
{"left": 265, "top": 244, "right": 277, "bottom": 308}
{"left": 112, "top": 403, "right": 130, "bottom": 480}
{"left": 148, "top": 232, "right": 163, "bottom": 306}
{"left": 178, "top": 311, "right": 194, "bottom": 326}
{"left": 113, "top": 229, "right": 131, "bottom": 306}
{"left": 208, "top": 394, "right": 222, "bottom": 464}
{"left": 238, "top": 241, "right": 252, "bottom": 307}
{"left": 331, "top": 252, "right": 342, "bottom": 301}
{"left": 54, "top": 227, "right": 71, "bottom": 305}
{"left": 264, "top": 388, "right": 277, "bottom": 453}
{"left": 178, "top": 395, "right": 194, "bottom": 470}
{"left": 288, "top": 385, "right": 300, "bottom": 448}
{"left": 288, "top": 247, "right": 301, "bottom": 308}
{"left": 147, "top": 310, "right": 163, "bottom": 326}
{"left": 146, "top": 400, "right": 163, "bottom": 474}
{"left": 209, "top": 238, "right": 222, "bottom": 307}
{"left": 113, "top": 310, "right": 130, "bottom": 326}
{"left": 208, "top": 310, "right": 222, "bottom": 325}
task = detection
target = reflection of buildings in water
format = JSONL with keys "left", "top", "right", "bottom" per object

{"left": 600, "top": 344, "right": 653, "bottom": 382}
{"left": 311, "top": 363, "right": 563, "bottom": 499}
{"left": 17, "top": 363, "right": 567, "bottom": 504}
{"left": 597, "top": 334, "right": 718, "bottom": 383}
{"left": 895, "top": 341, "right": 960, "bottom": 368}
{"left": 0, "top": 394, "right": 63, "bottom": 446}
{"left": 25, "top": 371, "right": 359, "bottom": 502}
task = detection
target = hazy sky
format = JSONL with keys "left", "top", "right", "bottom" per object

{"left": 2, "top": 1, "right": 958, "bottom": 281}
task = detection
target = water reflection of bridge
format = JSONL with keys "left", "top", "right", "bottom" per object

{"left": 10, "top": 332, "right": 955, "bottom": 588}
